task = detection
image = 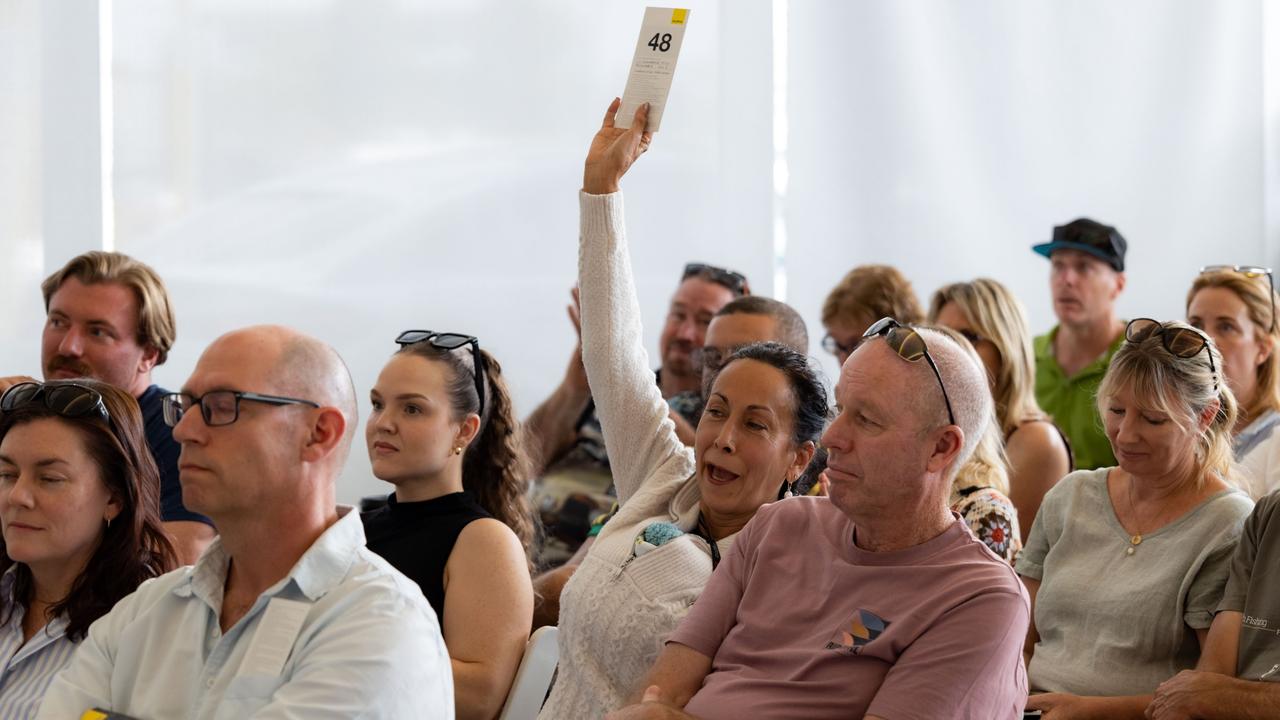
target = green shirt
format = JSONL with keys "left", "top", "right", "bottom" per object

{"left": 1033, "top": 326, "right": 1124, "bottom": 470}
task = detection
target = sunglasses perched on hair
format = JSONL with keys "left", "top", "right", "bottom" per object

{"left": 862, "top": 317, "right": 957, "bottom": 426}
{"left": 395, "top": 330, "right": 486, "bottom": 412}
{"left": 683, "top": 263, "right": 749, "bottom": 297}
{"left": 1125, "top": 318, "right": 1218, "bottom": 390}
{"left": 1199, "top": 265, "right": 1276, "bottom": 332}
{"left": 0, "top": 382, "right": 111, "bottom": 424}
{"left": 162, "top": 391, "right": 319, "bottom": 428}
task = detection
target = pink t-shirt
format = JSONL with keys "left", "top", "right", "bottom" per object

{"left": 669, "top": 497, "right": 1029, "bottom": 720}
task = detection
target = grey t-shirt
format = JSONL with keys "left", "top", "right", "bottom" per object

{"left": 1016, "top": 468, "right": 1253, "bottom": 696}
{"left": 1218, "top": 490, "right": 1280, "bottom": 681}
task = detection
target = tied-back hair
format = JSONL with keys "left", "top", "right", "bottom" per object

{"left": 1187, "top": 271, "right": 1280, "bottom": 428}
{"left": 720, "top": 342, "right": 831, "bottom": 448}
{"left": 928, "top": 278, "right": 1049, "bottom": 436}
{"left": 394, "top": 343, "right": 537, "bottom": 561}
{"left": 0, "top": 380, "right": 177, "bottom": 641}
{"left": 1098, "top": 320, "right": 1238, "bottom": 489}
{"left": 927, "top": 326, "right": 1011, "bottom": 496}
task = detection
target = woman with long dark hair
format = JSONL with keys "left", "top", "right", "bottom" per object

{"left": 0, "top": 379, "right": 176, "bottom": 719}
{"left": 362, "top": 333, "right": 535, "bottom": 720}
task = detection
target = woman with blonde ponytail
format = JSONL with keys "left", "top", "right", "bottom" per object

{"left": 362, "top": 332, "right": 535, "bottom": 720}
{"left": 1017, "top": 319, "right": 1254, "bottom": 719}
{"left": 1187, "top": 267, "right": 1280, "bottom": 498}
{"left": 928, "top": 325, "right": 1022, "bottom": 562}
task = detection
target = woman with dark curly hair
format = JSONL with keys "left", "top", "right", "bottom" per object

{"left": 0, "top": 379, "right": 176, "bottom": 719}
{"left": 362, "top": 334, "right": 535, "bottom": 720}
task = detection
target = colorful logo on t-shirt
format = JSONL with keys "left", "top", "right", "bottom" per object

{"left": 826, "top": 608, "right": 889, "bottom": 655}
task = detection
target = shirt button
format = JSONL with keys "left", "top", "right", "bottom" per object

{"left": 206, "top": 678, "right": 216, "bottom": 689}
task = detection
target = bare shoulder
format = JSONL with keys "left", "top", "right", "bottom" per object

{"left": 1007, "top": 420, "right": 1068, "bottom": 464}
{"left": 453, "top": 517, "right": 525, "bottom": 561}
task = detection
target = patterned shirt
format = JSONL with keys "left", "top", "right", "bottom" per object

{"left": 952, "top": 485, "right": 1022, "bottom": 563}
{"left": 0, "top": 567, "right": 78, "bottom": 720}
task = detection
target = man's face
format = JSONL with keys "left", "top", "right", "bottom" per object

{"left": 820, "top": 340, "right": 935, "bottom": 525}
{"left": 42, "top": 278, "right": 158, "bottom": 397}
{"left": 823, "top": 315, "right": 874, "bottom": 369}
{"left": 1049, "top": 249, "right": 1124, "bottom": 328}
{"left": 170, "top": 333, "right": 310, "bottom": 522}
{"left": 697, "top": 313, "right": 779, "bottom": 399}
{"left": 659, "top": 277, "right": 736, "bottom": 380}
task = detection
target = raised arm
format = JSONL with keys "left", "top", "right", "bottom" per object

{"left": 524, "top": 291, "right": 593, "bottom": 475}
{"left": 578, "top": 99, "right": 691, "bottom": 506}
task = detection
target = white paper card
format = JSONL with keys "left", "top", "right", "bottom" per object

{"left": 615, "top": 7, "right": 690, "bottom": 132}
{"left": 237, "top": 597, "right": 310, "bottom": 678}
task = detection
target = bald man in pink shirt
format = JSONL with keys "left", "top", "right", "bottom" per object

{"left": 608, "top": 320, "right": 1029, "bottom": 720}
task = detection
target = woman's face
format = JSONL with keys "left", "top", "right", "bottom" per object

{"left": 933, "top": 302, "right": 1001, "bottom": 392}
{"left": 695, "top": 359, "right": 809, "bottom": 523}
{"left": 1188, "top": 286, "right": 1271, "bottom": 409}
{"left": 366, "top": 354, "right": 467, "bottom": 485}
{"left": 0, "top": 418, "right": 118, "bottom": 578}
{"left": 1102, "top": 384, "right": 1203, "bottom": 481}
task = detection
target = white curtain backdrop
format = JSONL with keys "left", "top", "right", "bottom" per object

{"left": 786, "top": 0, "right": 1268, "bottom": 390}
{"left": 2, "top": 1, "right": 1277, "bottom": 502}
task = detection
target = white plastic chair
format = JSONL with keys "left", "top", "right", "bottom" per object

{"left": 497, "top": 625, "right": 560, "bottom": 720}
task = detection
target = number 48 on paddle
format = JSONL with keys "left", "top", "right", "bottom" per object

{"left": 615, "top": 7, "right": 690, "bottom": 133}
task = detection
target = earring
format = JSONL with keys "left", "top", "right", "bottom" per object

{"left": 453, "top": 446, "right": 464, "bottom": 456}
{"left": 105, "top": 516, "right": 113, "bottom": 529}
{"left": 783, "top": 478, "right": 795, "bottom": 499}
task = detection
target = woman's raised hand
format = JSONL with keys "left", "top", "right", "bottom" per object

{"left": 583, "top": 98, "right": 653, "bottom": 195}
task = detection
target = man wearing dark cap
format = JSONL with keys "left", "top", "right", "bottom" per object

{"left": 1031, "top": 218, "right": 1128, "bottom": 469}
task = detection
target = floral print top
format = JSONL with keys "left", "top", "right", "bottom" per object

{"left": 952, "top": 485, "right": 1022, "bottom": 563}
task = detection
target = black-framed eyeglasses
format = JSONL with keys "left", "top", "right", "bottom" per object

{"left": 395, "top": 330, "right": 486, "bottom": 413}
{"left": 821, "top": 333, "right": 858, "bottom": 359}
{"left": 162, "top": 390, "right": 320, "bottom": 428}
{"left": 1125, "top": 318, "right": 1218, "bottom": 390}
{"left": 862, "top": 317, "right": 957, "bottom": 426}
{"left": 0, "top": 382, "right": 111, "bottom": 424}
{"left": 1200, "top": 265, "right": 1276, "bottom": 333}
{"left": 683, "top": 263, "right": 749, "bottom": 297}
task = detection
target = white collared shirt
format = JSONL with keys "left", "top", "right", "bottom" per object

{"left": 0, "top": 567, "right": 78, "bottom": 720}
{"left": 36, "top": 510, "right": 454, "bottom": 719}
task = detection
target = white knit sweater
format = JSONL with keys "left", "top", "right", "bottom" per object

{"left": 538, "top": 192, "right": 737, "bottom": 719}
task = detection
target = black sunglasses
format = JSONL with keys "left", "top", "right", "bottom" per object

{"left": 395, "top": 330, "right": 486, "bottom": 413}
{"left": 862, "top": 317, "right": 957, "bottom": 426}
{"left": 0, "top": 382, "right": 112, "bottom": 424}
{"left": 683, "top": 263, "right": 749, "bottom": 297}
{"left": 1125, "top": 318, "right": 1218, "bottom": 390}
{"left": 162, "top": 390, "right": 320, "bottom": 428}
{"left": 1199, "top": 265, "right": 1276, "bottom": 333}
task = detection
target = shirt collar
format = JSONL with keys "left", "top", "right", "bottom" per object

{"left": 0, "top": 565, "right": 71, "bottom": 644}
{"left": 1237, "top": 409, "right": 1280, "bottom": 458}
{"left": 174, "top": 507, "right": 364, "bottom": 604}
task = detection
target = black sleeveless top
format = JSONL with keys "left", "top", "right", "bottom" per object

{"left": 361, "top": 491, "right": 492, "bottom": 624}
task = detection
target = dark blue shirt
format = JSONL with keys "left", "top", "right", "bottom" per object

{"left": 137, "top": 385, "right": 212, "bottom": 526}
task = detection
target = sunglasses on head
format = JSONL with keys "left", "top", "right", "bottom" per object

{"left": 862, "top": 317, "right": 957, "bottom": 426}
{"left": 1199, "top": 265, "right": 1276, "bottom": 333}
{"left": 395, "top": 330, "right": 486, "bottom": 413}
{"left": 1125, "top": 318, "right": 1218, "bottom": 391}
{"left": 683, "top": 263, "right": 749, "bottom": 297}
{"left": 0, "top": 381, "right": 112, "bottom": 424}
